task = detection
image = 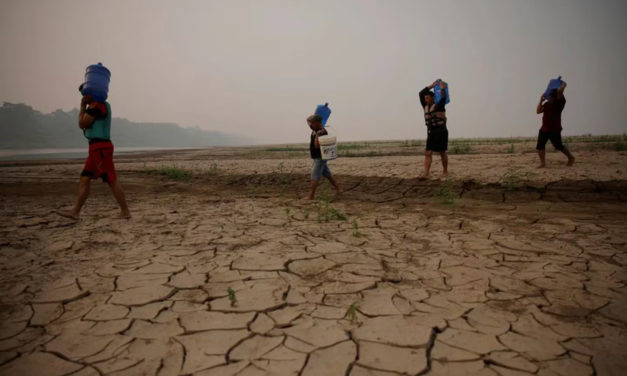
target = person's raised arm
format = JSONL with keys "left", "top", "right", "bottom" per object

{"left": 436, "top": 82, "right": 448, "bottom": 108}
{"left": 557, "top": 81, "right": 567, "bottom": 100}
{"left": 419, "top": 80, "right": 440, "bottom": 107}
{"left": 536, "top": 93, "right": 545, "bottom": 114}
{"left": 418, "top": 87, "right": 430, "bottom": 107}
{"left": 78, "top": 96, "right": 94, "bottom": 129}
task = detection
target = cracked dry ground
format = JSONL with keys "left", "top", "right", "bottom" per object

{"left": 1, "top": 172, "right": 626, "bottom": 376}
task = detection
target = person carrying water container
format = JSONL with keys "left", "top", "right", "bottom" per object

{"left": 57, "top": 67, "right": 130, "bottom": 220}
{"left": 306, "top": 114, "right": 340, "bottom": 200}
{"left": 418, "top": 80, "right": 449, "bottom": 179}
{"left": 535, "top": 80, "right": 575, "bottom": 167}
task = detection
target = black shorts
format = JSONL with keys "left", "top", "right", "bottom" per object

{"left": 426, "top": 126, "right": 448, "bottom": 152}
{"left": 536, "top": 130, "right": 564, "bottom": 151}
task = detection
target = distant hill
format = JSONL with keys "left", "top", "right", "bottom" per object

{"left": 0, "top": 102, "right": 252, "bottom": 149}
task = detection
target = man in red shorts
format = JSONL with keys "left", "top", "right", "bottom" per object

{"left": 535, "top": 80, "right": 575, "bottom": 168}
{"left": 58, "top": 94, "right": 131, "bottom": 220}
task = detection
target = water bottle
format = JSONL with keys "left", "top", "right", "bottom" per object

{"left": 544, "top": 76, "right": 562, "bottom": 98}
{"left": 434, "top": 79, "right": 450, "bottom": 104}
{"left": 315, "top": 102, "right": 332, "bottom": 127}
{"left": 80, "top": 63, "right": 111, "bottom": 102}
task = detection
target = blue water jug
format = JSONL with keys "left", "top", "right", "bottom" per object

{"left": 434, "top": 79, "right": 450, "bottom": 105}
{"left": 80, "top": 63, "right": 111, "bottom": 102}
{"left": 315, "top": 103, "right": 332, "bottom": 126}
{"left": 544, "top": 76, "right": 562, "bottom": 99}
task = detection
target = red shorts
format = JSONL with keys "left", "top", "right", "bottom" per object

{"left": 81, "top": 141, "right": 117, "bottom": 183}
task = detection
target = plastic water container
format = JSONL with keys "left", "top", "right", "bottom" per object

{"left": 319, "top": 127, "right": 337, "bottom": 160}
{"left": 544, "top": 76, "right": 562, "bottom": 98}
{"left": 434, "top": 79, "right": 450, "bottom": 104}
{"left": 80, "top": 63, "right": 111, "bottom": 101}
{"left": 315, "top": 102, "right": 332, "bottom": 127}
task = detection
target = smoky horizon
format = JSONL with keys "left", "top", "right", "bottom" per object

{"left": 1, "top": 0, "right": 626, "bottom": 144}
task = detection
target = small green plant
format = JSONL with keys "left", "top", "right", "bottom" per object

{"left": 438, "top": 178, "right": 456, "bottom": 206}
{"left": 227, "top": 287, "right": 237, "bottom": 307}
{"left": 614, "top": 141, "right": 627, "bottom": 151}
{"left": 352, "top": 219, "right": 362, "bottom": 237}
{"left": 502, "top": 168, "right": 524, "bottom": 191}
{"left": 507, "top": 144, "right": 515, "bottom": 154}
{"left": 145, "top": 166, "right": 192, "bottom": 181}
{"left": 450, "top": 143, "right": 472, "bottom": 154}
{"left": 345, "top": 303, "right": 359, "bottom": 323}
{"left": 316, "top": 186, "right": 347, "bottom": 222}
{"left": 207, "top": 163, "right": 221, "bottom": 176}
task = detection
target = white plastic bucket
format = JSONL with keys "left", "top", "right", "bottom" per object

{"left": 319, "top": 135, "right": 337, "bottom": 160}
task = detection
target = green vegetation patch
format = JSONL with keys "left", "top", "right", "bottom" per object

{"left": 144, "top": 166, "right": 192, "bottom": 181}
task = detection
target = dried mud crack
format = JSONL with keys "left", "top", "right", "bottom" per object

{"left": 1, "top": 153, "right": 626, "bottom": 375}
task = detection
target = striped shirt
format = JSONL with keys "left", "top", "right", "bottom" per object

{"left": 419, "top": 87, "right": 447, "bottom": 128}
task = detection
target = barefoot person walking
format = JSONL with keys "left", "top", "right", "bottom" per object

{"left": 306, "top": 114, "right": 340, "bottom": 200}
{"left": 58, "top": 94, "right": 130, "bottom": 220}
{"left": 418, "top": 80, "right": 449, "bottom": 179}
{"left": 535, "top": 80, "right": 575, "bottom": 167}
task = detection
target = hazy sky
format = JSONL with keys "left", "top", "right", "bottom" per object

{"left": 1, "top": 0, "right": 626, "bottom": 144}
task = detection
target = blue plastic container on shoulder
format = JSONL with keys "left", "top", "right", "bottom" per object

{"left": 545, "top": 76, "right": 563, "bottom": 98}
{"left": 315, "top": 103, "right": 332, "bottom": 127}
{"left": 434, "top": 79, "right": 450, "bottom": 105}
{"left": 80, "top": 63, "right": 111, "bottom": 102}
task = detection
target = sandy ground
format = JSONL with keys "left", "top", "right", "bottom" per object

{"left": 0, "top": 145, "right": 626, "bottom": 375}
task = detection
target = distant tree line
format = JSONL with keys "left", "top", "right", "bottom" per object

{"left": 0, "top": 102, "right": 250, "bottom": 149}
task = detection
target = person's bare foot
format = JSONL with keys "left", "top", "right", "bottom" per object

{"left": 537, "top": 164, "right": 546, "bottom": 169}
{"left": 418, "top": 173, "right": 430, "bottom": 180}
{"left": 301, "top": 196, "right": 315, "bottom": 202}
{"left": 117, "top": 211, "right": 132, "bottom": 219}
{"left": 56, "top": 210, "right": 79, "bottom": 221}
{"left": 567, "top": 157, "right": 575, "bottom": 166}
{"left": 440, "top": 172, "right": 448, "bottom": 179}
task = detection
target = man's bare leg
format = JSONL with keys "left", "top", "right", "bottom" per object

{"left": 58, "top": 176, "right": 91, "bottom": 220}
{"left": 561, "top": 148, "right": 575, "bottom": 166}
{"left": 108, "top": 180, "right": 131, "bottom": 218}
{"left": 537, "top": 149, "right": 546, "bottom": 168}
{"left": 440, "top": 151, "right": 448, "bottom": 178}
{"left": 327, "top": 175, "right": 341, "bottom": 199}
{"left": 327, "top": 175, "right": 340, "bottom": 192}
{"left": 307, "top": 180, "right": 320, "bottom": 200}
{"left": 419, "top": 151, "right": 433, "bottom": 179}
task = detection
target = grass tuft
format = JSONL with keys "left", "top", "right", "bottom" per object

{"left": 352, "top": 219, "right": 363, "bottom": 237}
{"left": 438, "top": 178, "right": 456, "bottom": 206}
{"left": 144, "top": 166, "right": 192, "bottom": 181}
{"left": 227, "top": 287, "right": 237, "bottom": 307}
{"left": 345, "top": 303, "right": 359, "bottom": 323}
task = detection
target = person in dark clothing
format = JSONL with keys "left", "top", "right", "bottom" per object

{"left": 306, "top": 114, "right": 340, "bottom": 200}
{"left": 536, "top": 80, "right": 574, "bottom": 167}
{"left": 418, "top": 80, "right": 449, "bottom": 179}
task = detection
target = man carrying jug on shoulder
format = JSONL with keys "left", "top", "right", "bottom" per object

{"left": 535, "top": 80, "right": 575, "bottom": 167}
{"left": 57, "top": 92, "right": 131, "bottom": 220}
{"left": 418, "top": 79, "right": 449, "bottom": 179}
